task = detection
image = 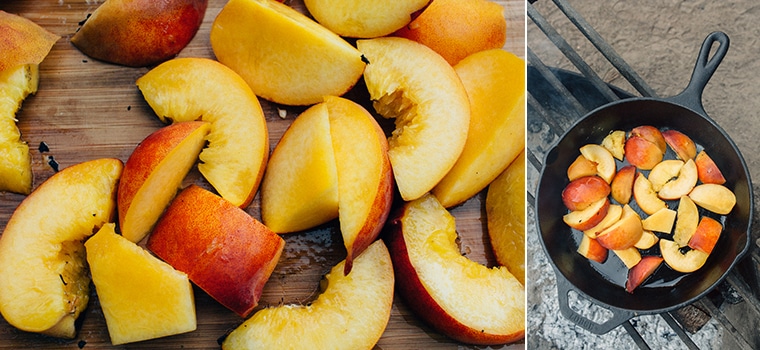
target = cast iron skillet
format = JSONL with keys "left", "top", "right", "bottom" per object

{"left": 535, "top": 31, "right": 753, "bottom": 334}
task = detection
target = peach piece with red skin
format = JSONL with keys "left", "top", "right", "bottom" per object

{"left": 662, "top": 129, "right": 697, "bottom": 161}
{"left": 577, "top": 235, "right": 608, "bottom": 264}
{"left": 688, "top": 216, "right": 722, "bottom": 254}
{"left": 567, "top": 155, "right": 597, "bottom": 181}
{"left": 595, "top": 205, "right": 643, "bottom": 250}
{"left": 610, "top": 165, "right": 635, "bottom": 204}
{"left": 695, "top": 150, "right": 727, "bottom": 185}
{"left": 563, "top": 197, "right": 610, "bottom": 231}
{"left": 625, "top": 256, "right": 663, "bottom": 293}
{"left": 631, "top": 125, "right": 667, "bottom": 154}
{"left": 561, "top": 176, "right": 610, "bottom": 212}
{"left": 625, "top": 135, "right": 664, "bottom": 170}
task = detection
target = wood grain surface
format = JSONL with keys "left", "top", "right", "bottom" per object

{"left": 0, "top": 0, "right": 525, "bottom": 348}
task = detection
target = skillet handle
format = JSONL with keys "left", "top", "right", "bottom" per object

{"left": 555, "top": 275, "right": 635, "bottom": 334}
{"left": 669, "top": 31, "right": 729, "bottom": 116}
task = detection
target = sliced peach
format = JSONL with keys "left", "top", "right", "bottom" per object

{"left": 583, "top": 204, "right": 623, "bottom": 239}
{"left": 688, "top": 216, "right": 722, "bottom": 255}
{"left": 562, "top": 197, "right": 610, "bottom": 231}
{"left": 304, "top": 0, "right": 429, "bottom": 38}
{"left": 601, "top": 130, "right": 626, "bottom": 161}
{"left": 625, "top": 135, "right": 664, "bottom": 170}
{"left": 70, "top": 0, "right": 208, "bottom": 67}
{"left": 433, "top": 49, "right": 525, "bottom": 208}
{"left": 634, "top": 230, "right": 659, "bottom": 250}
{"left": 612, "top": 247, "right": 642, "bottom": 269}
{"left": 567, "top": 155, "right": 597, "bottom": 181}
{"left": 562, "top": 175, "right": 611, "bottom": 212}
{"left": 658, "top": 158, "right": 698, "bottom": 200}
{"left": 673, "top": 195, "right": 699, "bottom": 247}
{"left": 641, "top": 207, "right": 676, "bottom": 234}
{"left": 595, "top": 204, "right": 643, "bottom": 250}
{"left": 118, "top": 121, "right": 210, "bottom": 243}
{"left": 137, "top": 57, "right": 269, "bottom": 208}
{"left": 486, "top": 151, "right": 525, "bottom": 285}
{"left": 0, "top": 10, "right": 60, "bottom": 71}
{"left": 610, "top": 165, "right": 635, "bottom": 204}
{"left": 358, "top": 37, "right": 470, "bottom": 201}
{"left": 0, "top": 159, "right": 122, "bottom": 339}
{"left": 147, "top": 185, "right": 285, "bottom": 317}
{"left": 577, "top": 235, "right": 608, "bottom": 264}
{"left": 384, "top": 194, "right": 524, "bottom": 344}
{"left": 648, "top": 159, "right": 683, "bottom": 193}
{"left": 85, "top": 224, "right": 196, "bottom": 345}
{"left": 695, "top": 150, "right": 727, "bottom": 185}
{"left": 689, "top": 183, "right": 737, "bottom": 215}
{"left": 579, "top": 144, "right": 616, "bottom": 183}
{"left": 210, "top": 0, "right": 366, "bottom": 105}
{"left": 662, "top": 129, "right": 697, "bottom": 161}
{"left": 632, "top": 173, "right": 667, "bottom": 215}
{"left": 625, "top": 256, "right": 663, "bottom": 293}
{"left": 660, "top": 239, "right": 709, "bottom": 273}
{"left": 631, "top": 125, "right": 667, "bottom": 154}
{"left": 222, "top": 241, "right": 394, "bottom": 349}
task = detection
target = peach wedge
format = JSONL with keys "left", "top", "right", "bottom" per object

{"left": 118, "top": 121, "right": 210, "bottom": 243}
{"left": 0, "top": 11, "right": 60, "bottom": 194}
{"left": 433, "top": 49, "right": 525, "bottom": 208}
{"left": 210, "top": 0, "right": 366, "bottom": 106}
{"left": 486, "top": 151, "right": 525, "bottom": 285}
{"left": 385, "top": 194, "right": 524, "bottom": 345}
{"left": 85, "top": 224, "right": 196, "bottom": 345}
{"left": 222, "top": 240, "right": 394, "bottom": 349}
{"left": 303, "top": 0, "right": 429, "bottom": 38}
{"left": 137, "top": 57, "right": 269, "bottom": 208}
{"left": 358, "top": 37, "right": 470, "bottom": 201}
{"left": 0, "top": 158, "right": 122, "bottom": 339}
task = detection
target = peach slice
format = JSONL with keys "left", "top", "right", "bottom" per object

{"left": 688, "top": 216, "right": 723, "bottom": 255}
{"left": 70, "top": 0, "right": 208, "bottom": 67}
{"left": 660, "top": 239, "right": 709, "bottom": 273}
{"left": 641, "top": 207, "right": 676, "bottom": 234}
{"left": 634, "top": 230, "right": 659, "bottom": 250}
{"left": 394, "top": 0, "right": 507, "bottom": 65}
{"left": 625, "top": 135, "right": 664, "bottom": 170}
{"left": 648, "top": 159, "right": 683, "bottom": 193}
{"left": 595, "top": 204, "right": 643, "bottom": 251}
{"left": 662, "top": 129, "right": 697, "bottom": 161}
{"left": 0, "top": 10, "right": 60, "bottom": 71}
{"left": 358, "top": 37, "right": 470, "bottom": 201}
{"left": 0, "top": 11, "right": 59, "bottom": 194}
{"left": 432, "top": 49, "right": 525, "bottom": 208}
{"left": 577, "top": 235, "right": 608, "bottom": 264}
{"left": 486, "top": 151, "right": 525, "bottom": 285}
{"left": 567, "top": 155, "right": 597, "bottom": 181}
{"left": 562, "top": 175, "right": 611, "bottom": 212}
{"left": 562, "top": 197, "right": 610, "bottom": 231}
{"left": 689, "top": 183, "right": 737, "bottom": 215}
{"left": 579, "top": 144, "right": 616, "bottom": 184}
{"left": 137, "top": 57, "right": 269, "bottom": 208}
{"left": 601, "top": 130, "right": 626, "bottom": 161}
{"left": 221, "top": 240, "right": 394, "bottom": 349}
{"left": 210, "top": 0, "right": 366, "bottom": 106}
{"left": 612, "top": 246, "right": 642, "bottom": 269}
{"left": 658, "top": 158, "right": 698, "bottom": 200}
{"left": 583, "top": 204, "right": 623, "bottom": 239}
{"left": 384, "top": 194, "right": 524, "bottom": 345}
{"left": 304, "top": 0, "right": 429, "bottom": 38}
{"left": 0, "top": 158, "right": 122, "bottom": 339}
{"left": 610, "top": 165, "right": 636, "bottom": 204}
{"left": 631, "top": 125, "right": 667, "bottom": 154}
{"left": 147, "top": 185, "right": 285, "bottom": 317}
{"left": 117, "top": 121, "right": 210, "bottom": 243}
{"left": 673, "top": 195, "right": 699, "bottom": 247}
{"left": 625, "top": 256, "right": 663, "bottom": 293}
{"left": 695, "top": 150, "right": 727, "bottom": 185}
{"left": 85, "top": 224, "right": 196, "bottom": 345}
{"left": 632, "top": 173, "right": 667, "bottom": 215}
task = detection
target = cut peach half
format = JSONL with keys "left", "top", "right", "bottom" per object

{"left": 385, "top": 194, "right": 524, "bottom": 344}
{"left": 579, "top": 144, "right": 616, "bottom": 183}
{"left": 658, "top": 158, "right": 697, "bottom": 200}
{"left": 0, "top": 158, "right": 122, "bottom": 339}
{"left": 433, "top": 49, "right": 525, "bottom": 208}
{"left": 118, "top": 121, "right": 210, "bottom": 243}
{"left": 137, "top": 57, "right": 269, "bottom": 208}
{"left": 222, "top": 240, "right": 394, "bottom": 349}
{"left": 210, "top": 0, "right": 366, "bottom": 106}
{"left": 358, "top": 37, "right": 470, "bottom": 201}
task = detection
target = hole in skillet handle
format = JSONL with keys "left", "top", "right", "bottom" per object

{"left": 555, "top": 274, "right": 634, "bottom": 334}
{"left": 667, "top": 31, "right": 729, "bottom": 116}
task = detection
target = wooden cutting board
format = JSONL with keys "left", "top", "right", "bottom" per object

{"left": 0, "top": 0, "right": 525, "bottom": 348}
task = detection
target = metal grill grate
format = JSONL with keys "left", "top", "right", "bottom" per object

{"left": 526, "top": 1, "right": 760, "bottom": 349}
